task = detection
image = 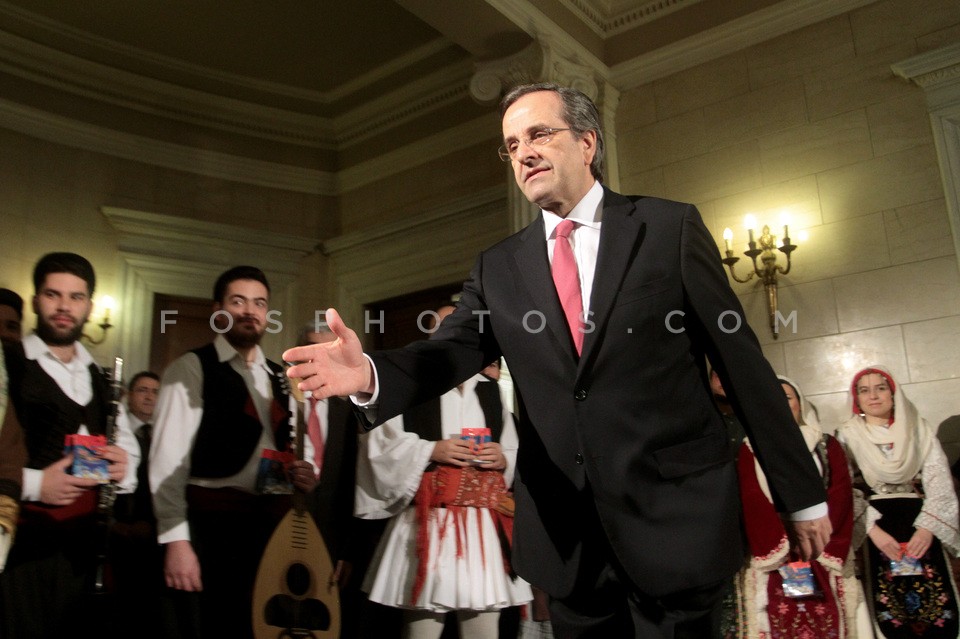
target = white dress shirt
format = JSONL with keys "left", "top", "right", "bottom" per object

{"left": 150, "top": 334, "right": 315, "bottom": 544}
{"left": 543, "top": 179, "right": 604, "bottom": 317}
{"left": 19, "top": 333, "right": 140, "bottom": 501}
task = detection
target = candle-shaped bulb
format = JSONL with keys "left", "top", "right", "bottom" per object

{"left": 745, "top": 215, "right": 756, "bottom": 244}
{"left": 780, "top": 211, "right": 791, "bottom": 242}
{"left": 100, "top": 295, "right": 115, "bottom": 324}
{"left": 722, "top": 228, "right": 733, "bottom": 252}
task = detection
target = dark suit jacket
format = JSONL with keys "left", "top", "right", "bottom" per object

{"left": 309, "top": 396, "right": 360, "bottom": 563}
{"left": 369, "top": 189, "right": 826, "bottom": 598}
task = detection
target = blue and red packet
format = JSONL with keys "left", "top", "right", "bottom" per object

{"left": 256, "top": 449, "right": 295, "bottom": 495}
{"left": 64, "top": 434, "right": 111, "bottom": 483}
{"left": 461, "top": 427, "right": 492, "bottom": 464}
{"left": 779, "top": 561, "right": 818, "bottom": 598}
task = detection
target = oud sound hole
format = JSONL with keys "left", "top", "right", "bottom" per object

{"left": 286, "top": 562, "right": 311, "bottom": 596}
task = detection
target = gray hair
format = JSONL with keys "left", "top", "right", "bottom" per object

{"left": 296, "top": 320, "right": 332, "bottom": 347}
{"left": 499, "top": 82, "right": 605, "bottom": 182}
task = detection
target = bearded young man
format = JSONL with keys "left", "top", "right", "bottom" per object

{"left": 0, "top": 252, "right": 138, "bottom": 637}
{"left": 150, "top": 265, "right": 318, "bottom": 639}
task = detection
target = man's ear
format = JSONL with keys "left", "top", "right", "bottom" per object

{"left": 580, "top": 129, "right": 598, "bottom": 166}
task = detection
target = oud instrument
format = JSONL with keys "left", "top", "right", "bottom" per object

{"left": 252, "top": 375, "right": 340, "bottom": 639}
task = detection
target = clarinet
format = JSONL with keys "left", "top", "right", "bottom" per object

{"left": 92, "top": 356, "right": 124, "bottom": 595}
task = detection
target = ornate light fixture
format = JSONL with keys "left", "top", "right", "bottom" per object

{"left": 721, "top": 216, "right": 797, "bottom": 339}
{"left": 83, "top": 294, "right": 115, "bottom": 345}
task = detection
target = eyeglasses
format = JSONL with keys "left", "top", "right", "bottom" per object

{"left": 498, "top": 127, "right": 571, "bottom": 162}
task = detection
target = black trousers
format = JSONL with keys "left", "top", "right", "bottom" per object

{"left": 549, "top": 568, "right": 726, "bottom": 639}
{"left": 547, "top": 509, "right": 728, "bottom": 639}
{"left": 182, "top": 487, "right": 288, "bottom": 639}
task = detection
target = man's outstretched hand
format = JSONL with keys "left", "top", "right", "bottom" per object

{"left": 283, "top": 308, "right": 374, "bottom": 399}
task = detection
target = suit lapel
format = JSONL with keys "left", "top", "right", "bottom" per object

{"left": 580, "top": 189, "right": 645, "bottom": 367}
{"left": 513, "top": 217, "right": 579, "bottom": 359}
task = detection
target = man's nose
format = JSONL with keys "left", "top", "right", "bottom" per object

{"left": 516, "top": 140, "right": 540, "bottom": 163}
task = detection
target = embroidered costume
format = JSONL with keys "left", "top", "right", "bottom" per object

{"left": 355, "top": 374, "right": 531, "bottom": 613}
{"left": 733, "top": 376, "right": 861, "bottom": 638}
{"left": 838, "top": 366, "right": 960, "bottom": 639}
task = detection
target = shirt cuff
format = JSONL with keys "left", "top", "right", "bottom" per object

{"left": 784, "top": 502, "right": 828, "bottom": 521}
{"left": 350, "top": 354, "right": 379, "bottom": 406}
{"left": 21, "top": 468, "right": 43, "bottom": 502}
{"left": 350, "top": 355, "right": 380, "bottom": 426}
{"left": 157, "top": 520, "right": 192, "bottom": 545}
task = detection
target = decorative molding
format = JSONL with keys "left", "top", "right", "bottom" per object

{"left": 559, "top": 0, "right": 704, "bottom": 38}
{"left": 0, "top": 0, "right": 453, "bottom": 106}
{"left": 891, "top": 43, "right": 960, "bottom": 277}
{"left": 891, "top": 42, "right": 960, "bottom": 97}
{"left": 321, "top": 185, "right": 505, "bottom": 255}
{"left": 338, "top": 73, "right": 473, "bottom": 145}
{"left": 102, "top": 206, "right": 316, "bottom": 375}
{"left": 336, "top": 115, "right": 497, "bottom": 193}
{"left": 0, "top": 0, "right": 885, "bottom": 195}
{"left": 0, "top": 97, "right": 503, "bottom": 195}
{"left": 541, "top": 40, "right": 601, "bottom": 100}
{"left": 0, "top": 29, "right": 332, "bottom": 146}
{"left": 471, "top": 44, "right": 544, "bottom": 104}
{"left": 0, "top": 98, "right": 337, "bottom": 194}
{"left": 610, "top": 0, "right": 879, "bottom": 89}
{"left": 483, "top": 0, "right": 609, "bottom": 82}
{"left": 101, "top": 206, "right": 318, "bottom": 273}
{"left": 0, "top": 19, "right": 472, "bottom": 149}
{"left": 470, "top": 38, "right": 599, "bottom": 105}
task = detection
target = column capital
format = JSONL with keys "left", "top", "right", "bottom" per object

{"left": 469, "top": 38, "right": 601, "bottom": 105}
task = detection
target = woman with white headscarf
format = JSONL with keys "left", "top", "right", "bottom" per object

{"left": 838, "top": 366, "right": 960, "bottom": 638}
{"left": 732, "top": 376, "right": 860, "bottom": 638}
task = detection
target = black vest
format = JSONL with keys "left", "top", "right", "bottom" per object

{"left": 189, "top": 343, "right": 292, "bottom": 479}
{"left": 3, "top": 341, "right": 109, "bottom": 471}
{"left": 402, "top": 379, "right": 505, "bottom": 442}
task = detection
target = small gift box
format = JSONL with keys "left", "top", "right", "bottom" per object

{"left": 65, "top": 434, "right": 110, "bottom": 483}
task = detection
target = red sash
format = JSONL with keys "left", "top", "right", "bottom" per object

{"left": 410, "top": 465, "right": 514, "bottom": 602}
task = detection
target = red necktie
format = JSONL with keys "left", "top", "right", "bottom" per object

{"left": 552, "top": 219, "right": 584, "bottom": 355}
{"left": 307, "top": 396, "right": 324, "bottom": 478}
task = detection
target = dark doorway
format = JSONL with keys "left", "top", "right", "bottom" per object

{"left": 149, "top": 293, "right": 216, "bottom": 374}
{"left": 365, "top": 283, "right": 462, "bottom": 351}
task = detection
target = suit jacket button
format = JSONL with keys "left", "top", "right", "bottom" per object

{"left": 575, "top": 453, "right": 584, "bottom": 465}
{"left": 575, "top": 389, "right": 587, "bottom": 400}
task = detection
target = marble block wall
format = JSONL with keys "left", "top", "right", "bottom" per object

{"left": 617, "top": 0, "right": 960, "bottom": 433}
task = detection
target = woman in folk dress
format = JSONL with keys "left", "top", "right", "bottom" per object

{"left": 838, "top": 366, "right": 960, "bottom": 639}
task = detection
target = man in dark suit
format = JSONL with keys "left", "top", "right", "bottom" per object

{"left": 285, "top": 83, "right": 831, "bottom": 638}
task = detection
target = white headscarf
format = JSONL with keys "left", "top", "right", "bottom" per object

{"left": 837, "top": 365, "right": 933, "bottom": 488}
{"left": 753, "top": 376, "right": 823, "bottom": 503}
{"left": 779, "top": 375, "right": 823, "bottom": 453}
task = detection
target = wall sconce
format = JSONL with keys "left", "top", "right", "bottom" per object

{"left": 721, "top": 216, "right": 797, "bottom": 339}
{"left": 83, "top": 294, "right": 115, "bottom": 345}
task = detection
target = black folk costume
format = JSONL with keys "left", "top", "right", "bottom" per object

{"left": 0, "top": 336, "right": 140, "bottom": 638}
{"left": 150, "top": 336, "right": 305, "bottom": 639}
